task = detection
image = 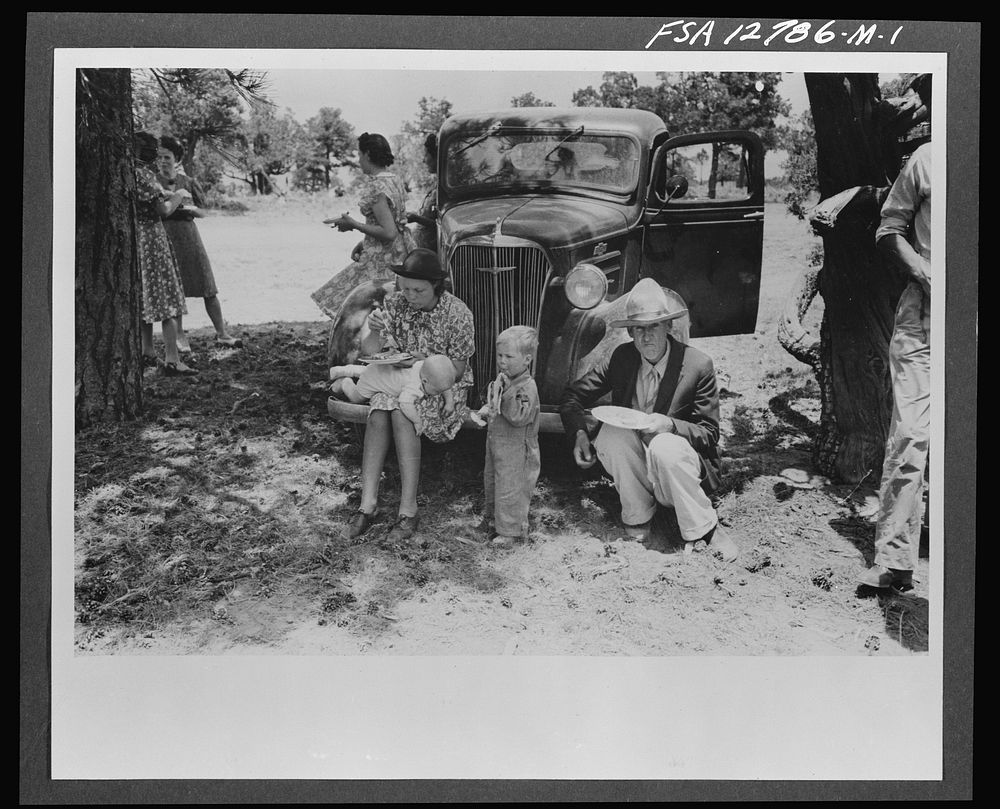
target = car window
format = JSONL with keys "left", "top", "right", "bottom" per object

{"left": 445, "top": 130, "right": 640, "bottom": 194}
{"left": 659, "top": 140, "right": 753, "bottom": 201}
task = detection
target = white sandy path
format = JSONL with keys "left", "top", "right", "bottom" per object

{"left": 183, "top": 210, "right": 357, "bottom": 331}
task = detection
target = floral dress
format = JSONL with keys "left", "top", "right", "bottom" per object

{"left": 371, "top": 290, "right": 475, "bottom": 443}
{"left": 135, "top": 166, "right": 186, "bottom": 324}
{"left": 311, "top": 170, "right": 416, "bottom": 319}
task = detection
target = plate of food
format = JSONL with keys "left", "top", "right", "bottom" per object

{"left": 358, "top": 351, "right": 413, "bottom": 365}
{"left": 590, "top": 405, "right": 653, "bottom": 430}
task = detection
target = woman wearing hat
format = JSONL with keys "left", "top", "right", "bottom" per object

{"left": 311, "top": 132, "right": 416, "bottom": 320}
{"left": 342, "top": 248, "right": 475, "bottom": 542}
{"left": 559, "top": 278, "right": 739, "bottom": 562}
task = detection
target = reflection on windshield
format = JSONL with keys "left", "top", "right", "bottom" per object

{"left": 445, "top": 131, "right": 640, "bottom": 194}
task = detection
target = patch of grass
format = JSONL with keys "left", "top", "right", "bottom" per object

{"left": 728, "top": 404, "right": 757, "bottom": 445}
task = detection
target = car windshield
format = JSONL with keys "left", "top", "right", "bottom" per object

{"left": 444, "top": 129, "right": 640, "bottom": 195}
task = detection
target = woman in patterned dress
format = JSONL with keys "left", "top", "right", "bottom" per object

{"left": 156, "top": 135, "right": 242, "bottom": 352}
{"left": 311, "top": 132, "right": 416, "bottom": 320}
{"left": 339, "top": 248, "right": 475, "bottom": 544}
{"left": 134, "top": 131, "right": 197, "bottom": 377}
{"left": 406, "top": 132, "right": 439, "bottom": 251}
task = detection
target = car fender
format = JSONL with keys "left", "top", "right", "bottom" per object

{"left": 538, "top": 301, "right": 624, "bottom": 403}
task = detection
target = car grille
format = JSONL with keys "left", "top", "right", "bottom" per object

{"left": 449, "top": 243, "right": 551, "bottom": 405}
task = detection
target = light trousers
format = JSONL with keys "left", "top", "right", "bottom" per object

{"left": 594, "top": 425, "right": 717, "bottom": 541}
{"left": 874, "top": 281, "right": 930, "bottom": 571}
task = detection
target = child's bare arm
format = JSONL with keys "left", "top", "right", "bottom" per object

{"left": 329, "top": 364, "right": 365, "bottom": 381}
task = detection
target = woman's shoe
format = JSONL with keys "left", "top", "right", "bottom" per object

{"left": 387, "top": 514, "right": 419, "bottom": 542}
{"left": 163, "top": 362, "right": 198, "bottom": 377}
{"left": 342, "top": 510, "right": 378, "bottom": 540}
{"left": 216, "top": 335, "right": 244, "bottom": 348}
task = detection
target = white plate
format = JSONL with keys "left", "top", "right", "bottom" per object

{"left": 590, "top": 405, "right": 653, "bottom": 430}
{"left": 358, "top": 353, "right": 413, "bottom": 365}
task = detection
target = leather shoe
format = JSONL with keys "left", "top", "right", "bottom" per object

{"left": 388, "top": 513, "right": 419, "bottom": 542}
{"left": 216, "top": 335, "right": 244, "bottom": 348}
{"left": 857, "top": 566, "right": 913, "bottom": 592}
{"left": 342, "top": 510, "right": 377, "bottom": 540}
{"left": 621, "top": 520, "right": 651, "bottom": 542}
{"left": 163, "top": 361, "right": 198, "bottom": 377}
{"left": 705, "top": 524, "right": 739, "bottom": 563}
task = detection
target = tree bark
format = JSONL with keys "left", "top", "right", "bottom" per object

{"left": 75, "top": 68, "right": 143, "bottom": 429}
{"left": 803, "top": 73, "right": 906, "bottom": 482}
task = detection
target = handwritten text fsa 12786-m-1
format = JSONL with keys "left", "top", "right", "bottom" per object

{"left": 645, "top": 19, "right": 905, "bottom": 49}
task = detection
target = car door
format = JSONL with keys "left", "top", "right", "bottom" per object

{"left": 640, "top": 130, "right": 764, "bottom": 337}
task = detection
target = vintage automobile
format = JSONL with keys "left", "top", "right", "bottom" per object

{"left": 327, "top": 106, "right": 764, "bottom": 431}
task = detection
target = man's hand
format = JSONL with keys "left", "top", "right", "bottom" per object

{"left": 879, "top": 234, "right": 931, "bottom": 296}
{"left": 641, "top": 413, "right": 675, "bottom": 437}
{"left": 573, "top": 430, "right": 597, "bottom": 469}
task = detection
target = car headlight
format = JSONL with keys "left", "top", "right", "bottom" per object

{"left": 564, "top": 263, "right": 608, "bottom": 310}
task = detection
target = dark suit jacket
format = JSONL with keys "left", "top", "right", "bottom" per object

{"left": 559, "top": 336, "right": 721, "bottom": 494}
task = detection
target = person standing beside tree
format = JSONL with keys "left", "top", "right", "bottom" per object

{"left": 133, "top": 131, "right": 197, "bottom": 376}
{"left": 857, "top": 88, "right": 932, "bottom": 593}
{"left": 156, "top": 135, "right": 243, "bottom": 352}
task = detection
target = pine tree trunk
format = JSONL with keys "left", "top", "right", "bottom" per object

{"left": 75, "top": 68, "right": 143, "bottom": 429}
{"left": 804, "top": 73, "right": 905, "bottom": 483}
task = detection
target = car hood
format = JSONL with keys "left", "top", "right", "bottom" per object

{"left": 441, "top": 195, "right": 631, "bottom": 251}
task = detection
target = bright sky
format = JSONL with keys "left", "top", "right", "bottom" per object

{"left": 262, "top": 69, "right": 812, "bottom": 137}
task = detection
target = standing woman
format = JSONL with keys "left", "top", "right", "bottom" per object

{"left": 156, "top": 135, "right": 242, "bottom": 351}
{"left": 311, "top": 132, "right": 416, "bottom": 320}
{"left": 342, "top": 248, "right": 474, "bottom": 543}
{"left": 406, "top": 132, "right": 439, "bottom": 251}
{"left": 133, "top": 131, "right": 196, "bottom": 377}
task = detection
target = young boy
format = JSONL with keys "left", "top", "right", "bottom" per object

{"left": 470, "top": 326, "right": 541, "bottom": 548}
{"left": 329, "top": 354, "right": 455, "bottom": 435}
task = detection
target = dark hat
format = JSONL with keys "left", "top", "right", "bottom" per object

{"left": 391, "top": 248, "right": 448, "bottom": 281}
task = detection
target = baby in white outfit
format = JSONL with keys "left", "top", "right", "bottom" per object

{"left": 329, "top": 354, "right": 455, "bottom": 433}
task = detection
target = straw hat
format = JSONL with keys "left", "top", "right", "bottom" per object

{"left": 607, "top": 278, "right": 688, "bottom": 329}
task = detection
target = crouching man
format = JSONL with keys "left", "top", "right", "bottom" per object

{"left": 559, "top": 278, "right": 739, "bottom": 562}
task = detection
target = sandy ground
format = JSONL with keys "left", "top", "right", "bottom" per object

{"left": 182, "top": 199, "right": 353, "bottom": 331}
{"left": 74, "top": 193, "right": 931, "bottom": 657}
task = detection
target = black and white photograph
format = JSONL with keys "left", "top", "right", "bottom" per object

{"left": 24, "top": 14, "right": 976, "bottom": 800}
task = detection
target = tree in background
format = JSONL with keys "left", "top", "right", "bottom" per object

{"left": 303, "top": 107, "right": 355, "bottom": 191}
{"left": 397, "top": 96, "right": 453, "bottom": 194}
{"left": 76, "top": 68, "right": 143, "bottom": 428}
{"left": 132, "top": 68, "right": 270, "bottom": 191}
{"left": 572, "top": 71, "right": 640, "bottom": 108}
{"left": 574, "top": 71, "right": 790, "bottom": 199}
{"left": 778, "top": 109, "right": 818, "bottom": 221}
{"left": 225, "top": 106, "right": 309, "bottom": 195}
{"left": 510, "top": 91, "right": 555, "bottom": 107}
